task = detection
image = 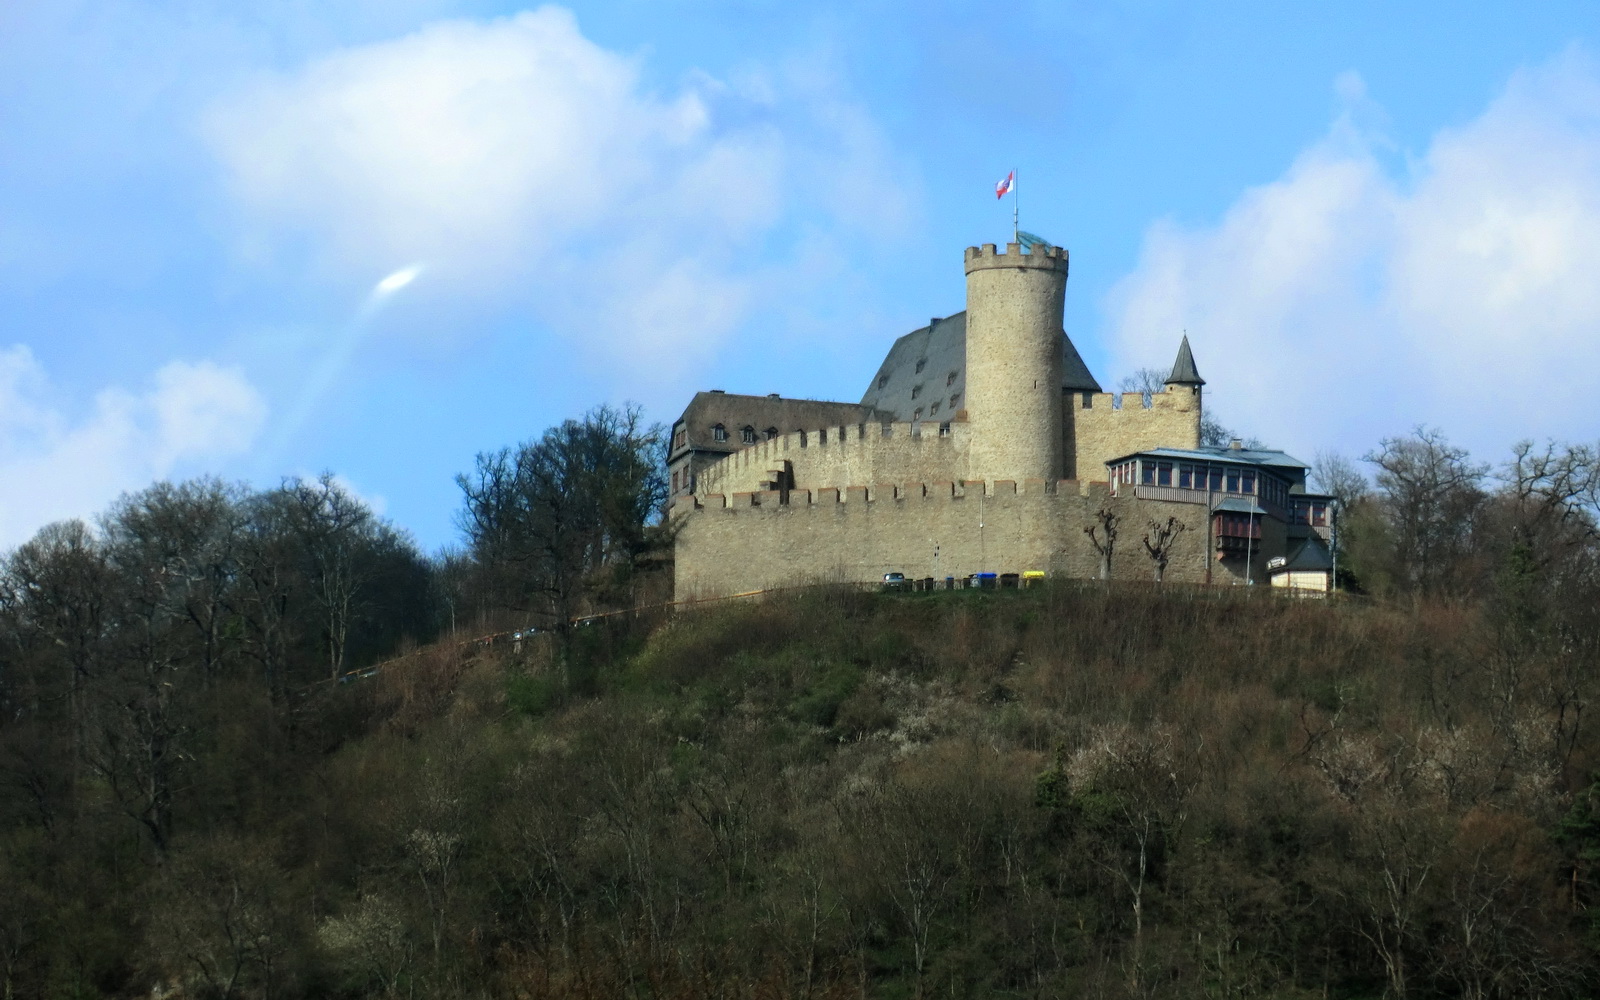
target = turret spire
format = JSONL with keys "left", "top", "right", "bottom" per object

{"left": 1166, "top": 334, "right": 1205, "bottom": 387}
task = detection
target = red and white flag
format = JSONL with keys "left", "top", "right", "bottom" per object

{"left": 995, "top": 170, "right": 1015, "bottom": 199}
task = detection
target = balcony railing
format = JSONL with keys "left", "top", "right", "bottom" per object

{"left": 1130, "top": 484, "right": 1287, "bottom": 521}
{"left": 1214, "top": 533, "right": 1260, "bottom": 552}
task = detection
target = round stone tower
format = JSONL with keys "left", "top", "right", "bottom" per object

{"left": 962, "top": 241, "right": 1069, "bottom": 485}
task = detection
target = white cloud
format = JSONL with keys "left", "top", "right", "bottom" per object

{"left": 0, "top": 346, "right": 267, "bottom": 549}
{"left": 1104, "top": 49, "right": 1600, "bottom": 464}
{"left": 205, "top": 6, "right": 905, "bottom": 377}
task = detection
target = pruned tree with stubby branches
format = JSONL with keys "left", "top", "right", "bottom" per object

{"left": 1142, "top": 516, "right": 1187, "bottom": 582}
{"left": 1084, "top": 506, "right": 1119, "bottom": 580}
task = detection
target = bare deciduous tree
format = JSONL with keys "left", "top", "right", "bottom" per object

{"left": 1118, "top": 367, "right": 1169, "bottom": 406}
{"left": 1312, "top": 450, "right": 1371, "bottom": 510}
{"left": 1085, "top": 506, "right": 1120, "bottom": 580}
{"left": 456, "top": 403, "right": 667, "bottom": 668}
{"left": 1366, "top": 427, "right": 1489, "bottom": 596}
{"left": 1498, "top": 439, "right": 1600, "bottom": 573}
{"left": 283, "top": 473, "right": 379, "bottom": 681}
{"left": 1142, "top": 516, "right": 1187, "bottom": 582}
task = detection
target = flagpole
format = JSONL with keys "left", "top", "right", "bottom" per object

{"left": 1012, "top": 168, "right": 1019, "bottom": 243}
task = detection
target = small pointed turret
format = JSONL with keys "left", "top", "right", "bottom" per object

{"left": 1165, "top": 334, "right": 1205, "bottom": 387}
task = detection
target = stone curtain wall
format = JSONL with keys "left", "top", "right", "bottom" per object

{"left": 694, "top": 421, "right": 973, "bottom": 498}
{"left": 692, "top": 386, "right": 1203, "bottom": 500}
{"left": 1066, "top": 388, "right": 1202, "bottom": 482}
{"left": 672, "top": 480, "right": 1220, "bottom": 599}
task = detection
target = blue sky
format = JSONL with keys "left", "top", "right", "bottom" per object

{"left": 6, "top": 1, "right": 1600, "bottom": 551}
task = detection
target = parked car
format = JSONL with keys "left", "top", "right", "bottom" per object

{"left": 882, "top": 571, "right": 908, "bottom": 592}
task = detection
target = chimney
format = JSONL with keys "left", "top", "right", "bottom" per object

{"left": 1229, "top": 438, "right": 1243, "bottom": 450}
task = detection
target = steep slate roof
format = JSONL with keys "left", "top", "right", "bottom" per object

{"left": 1166, "top": 335, "right": 1205, "bottom": 386}
{"left": 857, "top": 310, "right": 1102, "bottom": 419}
{"left": 668, "top": 392, "right": 885, "bottom": 461}
{"left": 1278, "top": 537, "right": 1334, "bottom": 572}
{"left": 857, "top": 314, "right": 968, "bottom": 418}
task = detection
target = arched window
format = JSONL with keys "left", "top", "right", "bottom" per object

{"left": 741, "top": 426, "right": 756, "bottom": 444}
{"left": 712, "top": 424, "right": 727, "bottom": 443}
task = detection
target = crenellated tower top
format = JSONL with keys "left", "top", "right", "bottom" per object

{"left": 964, "top": 242, "right": 1070, "bottom": 275}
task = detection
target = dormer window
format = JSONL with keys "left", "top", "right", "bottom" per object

{"left": 712, "top": 424, "right": 727, "bottom": 443}
{"left": 877, "top": 374, "right": 889, "bottom": 389}
{"left": 911, "top": 384, "right": 922, "bottom": 399}
{"left": 947, "top": 371, "right": 958, "bottom": 386}
{"left": 930, "top": 401, "right": 940, "bottom": 415}
{"left": 915, "top": 359, "right": 927, "bottom": 374}
{"left": 765, "top": 427, "right": 778, "bottom": 440}
{"left": 741, "top": 426, "right": 756, "bottom": 444}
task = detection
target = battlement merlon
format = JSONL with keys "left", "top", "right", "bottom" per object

{"left": 963, "top": 242, "right": 1070, "bottom": 275}
{"left": 691, "top": 418, "right": 970, "bottom": 497}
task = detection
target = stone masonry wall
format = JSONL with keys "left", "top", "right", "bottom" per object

{"left": 672, "top": 480, "right": 1218, "bottom": 599}
{"left": 1067, "top": 387, "right": 1202, "bottom": 482}
{"left": 694, "top": 420, "right": 971, "bottom": 497}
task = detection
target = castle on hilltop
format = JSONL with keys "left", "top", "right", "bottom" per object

{"left": 668, "top": 241, "right": 1334, "bottom": 597}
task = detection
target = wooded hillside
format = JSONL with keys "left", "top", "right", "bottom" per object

{"left": 3, "top": 421, "right": 1600, "bottom": 998}
{"left": 5, "top": 576, "right": 1600, "bottom": 999}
